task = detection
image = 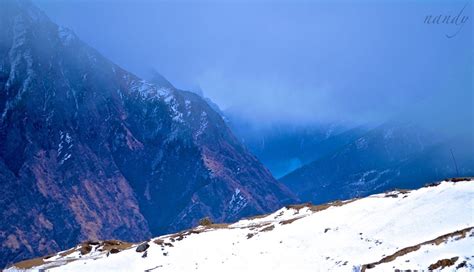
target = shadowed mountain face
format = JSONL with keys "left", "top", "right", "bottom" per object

{"left": 281, "top": 121, "right": 474, "bottom": 204}
{"left": 0, "top": 1, "right": 296, "bottom": 267}
{"left": 225, "top": 117, "right": 369, "bottom": 178}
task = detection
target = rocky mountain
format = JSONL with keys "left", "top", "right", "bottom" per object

{"left": 0, "top": 0, "right": 296, "bottom": 268}
{"left": 8, "top": 179, "right": 474, "bottom": 271}
{"left": 280, "top": 121, "right": 474, "bottom": 204}
{"left": 163, "top": 84, "right": 370, "bottom": 179}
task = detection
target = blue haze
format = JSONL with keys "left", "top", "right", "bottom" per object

{"left": 33, "top": 0, "right": 472, "bottom": 129}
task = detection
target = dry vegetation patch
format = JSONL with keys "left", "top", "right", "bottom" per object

{"left": 153, "top": 239, "right": 174, "bottom": 247}
{"left": 280, "top": 217, "right": 302, "bottom": 225}
{"left": 207, "top": 223, "right": 230, "bottom": 229}
{"left": 285, "top": 203, "right": 313, "bottom": 212}
{"left": 444, "top": 177, "right": 472, "bottom": 182}
{"left": 308, "top": 199, "right": 358, "bottom": 213}
{"left": 165, "top": 227, "right": 211, "bottom": 242}
{"left": 10, "top": 256, "right": 47, "bottom": 270}
{"left": 198, "top": 217, "right": 213, "bottom": 226}
{"left": 260, "top": 225, "right": 275, "bottom": 232}
{"left": 244, "top": 213, "right": 268, "bottom": 221}
{"left": 428, "top": 257, "right": 459, "bottom": 270}
{"left": 361, "top": 227, "right": 473, "bottom": 271}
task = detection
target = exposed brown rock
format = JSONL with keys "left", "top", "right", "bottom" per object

{"left": 79, "top": 244, "right": 92, "bottom": 255}
{"left": 428, "top": 257, "right": 459, "bottom": 270}
{"left": 260, "top": 225, "right": 275, "bottom": 232}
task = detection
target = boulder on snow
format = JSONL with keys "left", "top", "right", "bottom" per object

{"left": 136, "top": 243, "right": 150, "bottom": 253}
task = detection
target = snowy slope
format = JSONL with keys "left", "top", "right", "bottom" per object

{"left": 7, "top": 179, "right": 474, "bottom": 272}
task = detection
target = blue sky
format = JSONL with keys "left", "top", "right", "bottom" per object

{"left": 34, "top": 0, "right": 472, "bottom": 126}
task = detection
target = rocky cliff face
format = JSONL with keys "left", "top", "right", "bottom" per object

{"left": 0, "top": 1, "right": 296, "bottom": 267}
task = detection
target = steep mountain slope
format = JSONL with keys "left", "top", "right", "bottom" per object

{"left": 9, "top": 179, "right": 474, "bottom": 271}
{"left": 0, "top": 0, "right": 296, "bottom": 268}
{"left": 165, "top": 85, "right": 369, "bottom": 179}
{"left": 281, "top": 121, "right": 474, "bottom": 204}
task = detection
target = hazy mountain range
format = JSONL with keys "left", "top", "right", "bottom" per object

{"left": 0, "top": 0, "right": 472, "bottom": 269}
{"left": 280, "top": 121, "right": 474, "bottom": 204}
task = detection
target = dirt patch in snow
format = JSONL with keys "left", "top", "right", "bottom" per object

{"left": 166, "top": 228, "right": 209, "bottom": 242}
{"left": 361, "top": 226, "right": 473, "bottom": 271}
{"left": 444, "top": 177, "right": 472, "bottom": 183}
{"left": 100, "top": 240, "right": 133, "bottom": 253}
{"left": 279, "top": 199, "right": 358, "bottom": 225}
{"left": 207, "top": 223, "right": 230, "bottom": 229}
{"left": 153, "top": 239, "right": 174, "bottom": 247}
{"left": 285, "top": 203, "right": 313, "bottom": 211}
{"left": 244, "top": 213, "right": 268, "bottom": 221}
{"left": 10, "top": 239, "right": 136, "bottom": 270}
{"left": 425, "top": 177, "right": 472, "bottom": 188}
{"left": 10, "top": 256, "right": 47, "bottom": 270}
{"left": 428, "top": 257, "right": 459, "bottom": 270}
{"left": 384, "top": 189, "right": 410, "bottom": 198}
{"left": 280, "top": 217, "right": 303, "bottom": 225}
{"left": 307, "top": 199, "right": 358, "bottom": 212}
{"left": 260, "top": 225, "right": 275, "bottom": 232}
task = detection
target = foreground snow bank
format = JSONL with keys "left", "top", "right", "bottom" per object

{"left": 8, "top": 179, "right": 474, "bottom": 272}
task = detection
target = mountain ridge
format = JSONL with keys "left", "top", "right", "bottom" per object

{"left": 0, "top": 0, "right": 296, "bottom": 267}
{"left": 280, "top": 120, "right": 474, "bottom": 204}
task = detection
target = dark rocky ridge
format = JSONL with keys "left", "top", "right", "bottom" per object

{"left": 0, "top": 0, "right": 297, "bottom": 267}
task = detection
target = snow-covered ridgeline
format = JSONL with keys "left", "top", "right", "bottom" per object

{"left": 8, "top": 179, "right": 474, "bottom": 272}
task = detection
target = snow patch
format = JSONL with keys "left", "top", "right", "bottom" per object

{"left": 194, "top": 111, "right": 208, "bottom": 139}
{"left": 227, "top": 188, "right": 248, "bottom": 215}
{"left": 355, "top": 137, "right": 368, "bottom": 150}
{"left": 58, "top": 131, "right": 73, "bottom": 165}
{"left": 58, "top": 26, "right": 77, "bottom": 46}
